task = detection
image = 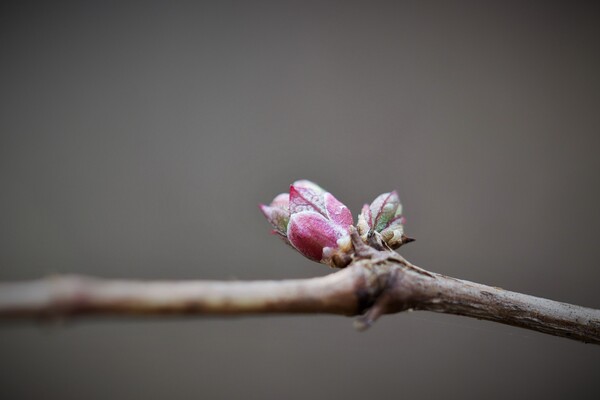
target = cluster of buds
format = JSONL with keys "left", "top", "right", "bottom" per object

{"left": 260, "top": 180, "right": 412, "bottom": 268}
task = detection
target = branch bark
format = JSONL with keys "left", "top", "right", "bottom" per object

{"left": 0, "top": 254, "right": 598, "bottom": 344}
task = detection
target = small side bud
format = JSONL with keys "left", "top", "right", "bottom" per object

{"left": 359, "top": 191, "right": 411, "bottom": 249}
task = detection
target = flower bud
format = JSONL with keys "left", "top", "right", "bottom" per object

{"left": 357, "top": 191, "right": 408, "bottom": 249}
{"left": 260, "top": 180, "right": 354, "bottom": 268}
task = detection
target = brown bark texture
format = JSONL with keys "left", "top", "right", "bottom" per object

{"left": 1, "top": 250, "right": 598, "bottom": 344}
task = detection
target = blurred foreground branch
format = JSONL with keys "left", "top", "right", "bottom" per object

{"left": 1, "top": 253, "right": 598, "bottom": 345}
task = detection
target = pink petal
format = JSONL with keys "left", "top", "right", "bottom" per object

{"left": 259, "top": 203, "right": 272, "bottom": 219}
{"left": 324, "top": 192, "right": 353, "bottom": 227}
{"left": 291, "top": 180, "right": 325, "bottom": 194}
{"left": 270, "top": 193, "right": 289, "bottom": 209}
{"left": 289, "top": 185, "right": 327, "bottom": 216}
{"left": 287, "top": 211, "right": 340, "bottom": 261}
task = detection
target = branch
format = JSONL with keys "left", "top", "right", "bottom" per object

{"left": 1, "top": 254, "right": 598, "bottom": 344}
{"left": 0, "top": 268, "right": 362, "bottom": 317}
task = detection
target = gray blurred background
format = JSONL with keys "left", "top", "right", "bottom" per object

{"left": 1, "top": 1, "right": 599, "bottom": 399}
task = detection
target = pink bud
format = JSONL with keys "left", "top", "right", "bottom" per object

{"left": 260, "top": 180, "right": 354, "bottom": 267}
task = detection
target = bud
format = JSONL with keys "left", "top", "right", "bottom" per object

{"left": 357, "top": 191, "right": 409, "bottom": 249}
{"left": 260, "top": 180, "right": 354, "bottom": 268}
